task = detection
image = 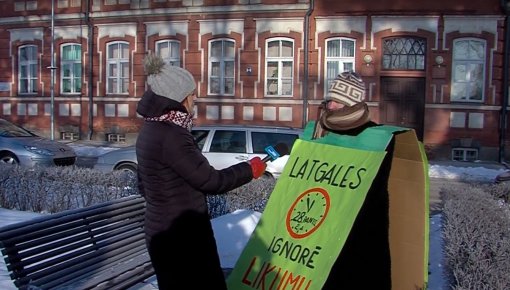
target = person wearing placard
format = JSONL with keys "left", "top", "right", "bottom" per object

{"left": 312, "top": 71, "right": 392, "bottom": 289}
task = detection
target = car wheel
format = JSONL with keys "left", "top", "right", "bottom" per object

{"left": 116, "top": 163, "right": 138, "bottom": 175}
{"left": 0, "top": 152, "right": 19, "bottom": 165}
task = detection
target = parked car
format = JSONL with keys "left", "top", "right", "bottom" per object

{"left": 94, "top": 125, "right": 303, "bottom": 179}
{"left": 0, "top": 118, "right": 76, "bottom": 167}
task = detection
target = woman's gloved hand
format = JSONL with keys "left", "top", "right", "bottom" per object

{"left": 249, "top": 157, "right": 267, "bottom": 179}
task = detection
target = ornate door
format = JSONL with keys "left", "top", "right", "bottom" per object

{"left": 380, "top": 77, "right": 425, "bottom": 140}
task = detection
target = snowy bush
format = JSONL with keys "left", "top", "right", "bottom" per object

{"left": 0, "top": 164, "right": 137, "bottom": 213}
{"left": 442, "top": 182, "right": 510, "bottom": 290}
{"left": 0, "top": 164, "right": 276, "bottom": 216}
{"left": 207, "top": 176, "right": 276, "bottom": 218}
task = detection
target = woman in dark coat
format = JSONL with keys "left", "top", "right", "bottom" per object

{"left": 136, "top": 54, "right": 266, "bottom": 290}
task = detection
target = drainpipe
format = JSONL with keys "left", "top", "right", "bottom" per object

{"left": 302, "top": 0, "right": 314, "bottom": 128}
{"left": 86, "top": 0, "right": 94, "bottom": 140}
{"left": 499, "top": 0, "right": 510, "bottom": 162}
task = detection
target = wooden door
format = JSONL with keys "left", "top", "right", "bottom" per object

{"left": 380, "top": 77, "right": 425, "bottom": 140}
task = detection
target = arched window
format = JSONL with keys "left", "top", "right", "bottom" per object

{"left": 382, "top": 37, "right": 426, "bottom": 70}
{"left": 208, "top": 39, "right": 235, "bottom": 95}
{"left": 60, "top": 44, "right": 82, "bottom": 94}
{"left": 325, "top": 38, "right": 355, "bottom": 90}
{"left": 451, "top": 38, "right": 486, "bottom": 102}
{"left": 265, "top": 38, "right": 294, "bottom": 96}
{"left": 106, "top": 41, "right": 129, "bottom": 94}
{"left": 19, "top": 45, "right": 38, "bottom": 94}
{"left": 156, "top": 40, "right": 180, "bottom": 67}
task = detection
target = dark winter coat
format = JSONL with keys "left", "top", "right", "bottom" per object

{"left": 136, "top": 90, "right": 253, "bottom": 289}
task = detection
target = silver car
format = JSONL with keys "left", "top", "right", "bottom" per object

{"left": 0, "top": 118, "right": 76, "bottom": 167}
{"left": 94, "top": 125, "right": 302, "bottom": 179}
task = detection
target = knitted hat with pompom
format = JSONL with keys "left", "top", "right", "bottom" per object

{"left": 144, "top": 53, "right": 196, "bottom": 103}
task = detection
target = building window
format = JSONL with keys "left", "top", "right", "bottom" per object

{"left": 452, "top": 148, "right": 478, "bottom": 162}
{"left": 14, "top": 1, "right": 37, "bottom": 11}
{"left": 382, "top": 37, "right": 426, "bottom": 70}
{"left": 106, "top": 42, "right": 129, "bottom": 94}
{"left": 61, "top": 44, "right": 82, "bottom": 94}
{"left": 451, "top": 38, "right": 486, "bottom": 102}
{"left": 265, "top": 38, "right": 294, "bottom": 96}
{"left": 105, "top": 0, "right": 130, "bottom": 5}
{"left": 325, "top": 38, "right": 355, "bottom": 91}
{"left": 208, "top": 39, "right": 235, "bottom": 95}
{"left": 156, "top": 40, "right": 181, "bottom": 66}
{"left": 19, "top": 45, "right": 38, "bottom": 94}
{"left": 58, "top": 0, "right": 81, "bottom": 7}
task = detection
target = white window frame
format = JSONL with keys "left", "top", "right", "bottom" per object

{"left": 265, "top": 38, "right": 294, "bottom": 97}
{"left": 156, "top": 40, "right": 181, "bottom": 67}
{"left": 106, "top": 42, "right": 129, "bottom": 95}
{"left": 18, "top": 45, "right": 38, "bottom": 94}
{"left": 325, "top": 37, "right": 356, "bottom": 92}
{"left": 208, "top": 39, "right": 235, "bottom": 96}
{"left": 60, "top": 43, "right": 82, "bottom": 94}
{"left": 450, "top": 38, "right": 486, "bottom": 102}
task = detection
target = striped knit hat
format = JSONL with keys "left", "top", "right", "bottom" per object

{"left": 325, "top": 71, "right": 366, "bottom": 107}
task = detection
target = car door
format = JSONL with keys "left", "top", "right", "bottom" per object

{"left": 250, "top": 131, "right": 300, "bottom": 178}
{"left": 202, "top": 129, "right": 249, "bottom": 169}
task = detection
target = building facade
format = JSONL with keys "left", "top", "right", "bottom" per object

{"left": 0, "top": 0, "right": 509, "bottom": 161}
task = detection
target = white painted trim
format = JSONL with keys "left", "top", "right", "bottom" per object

{"left": 54, "top": 26, "right": 89, "bottom": 40}
{"left": 254, "top": 18, "right": 304, "bottom": 34}
{"left": 371, "top": 16, "right": 440, "bottom": 50}
{"left": 145, "top": 21, "right": 189, "bottom": 37}
{"left": 0, "top": 13, "right": 83, "bottom": 24}
{"left": 89, "top": 4, "right": 308, "bottom": 18}
{"left": 195, "top": 98, "right": 304, "bottom": 105}
{"left": 315, "top": 16, "right": 367, "bottom": 50}
{"left": 96, "top": 23, "right": 137, "bottom": 39}
{"left": 426, "top": 103, "right": 500, "bottom": 110}
{"left": 197, "top": 19, "right": 244, "bottom": 36}
{"left": 8, "top": 27, "right": 44, "bottom": 42}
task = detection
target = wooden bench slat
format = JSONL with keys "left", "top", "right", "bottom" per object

{"left": 43, "top": 248, "right": 153, "bottom": 290}
{"left": 0, "top": 202, "right": 145, "bottom": 247}
{"left": 8, "top": 223, "right": 145, "bottom": 275}
{"left": 0, "top": 196, "right": 154, "bottom": 290}
{"left": 6, "top": 212, "right": 144, "bottom": 261}
{"left": 0, "top": 196, "right": 143, "bottom": 239}
{"left": 35, "top": 242, "right": 151, "bottom": 289}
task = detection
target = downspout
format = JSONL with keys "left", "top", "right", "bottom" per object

{"left": 499, "top": 0, "right": 510, "bottom": 162}
{"left": 302, "top": 0, "right": 314, "bottom": 128}
{"left": 86, "top": 0, "right": 94, "bottom": 140}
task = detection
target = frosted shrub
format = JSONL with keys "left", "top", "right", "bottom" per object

{"left": 208, "top": 177, "right": 276, "bottom": 218}
{"left": 0, "top": 164, "right": 275, "bottom": 216}
{"left": 225, "top": 176, "right": 276, "bottom": 213}
{"left": 0, "top": 164, "right": 137, "bottom": 213}
{"left": 442, "top": 182, "right": 510, "bottom": 290}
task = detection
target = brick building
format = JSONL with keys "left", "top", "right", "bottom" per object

{"left": 0, "top": 0, "right": 509, "bottom": 161}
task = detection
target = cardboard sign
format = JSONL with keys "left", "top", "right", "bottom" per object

{"left": 226, "top": 139, "right": 387, "bottom": 289}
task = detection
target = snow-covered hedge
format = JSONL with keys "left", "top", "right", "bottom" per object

{"left": 442, "top": 182, "right": 510, "bottom": 289}
{"left": 0, "top": 164, "right": 275, "bottom": 217}
{"left": 0, "top": 164, "right": 138, "bottom": 213}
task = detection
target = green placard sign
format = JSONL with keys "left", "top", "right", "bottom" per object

{"left": 227, "top": 139, "right": 387, "bottom": 289}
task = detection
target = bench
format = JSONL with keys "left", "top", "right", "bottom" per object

{"left": 0, "top": 195, "right": 154, "bottom": 290}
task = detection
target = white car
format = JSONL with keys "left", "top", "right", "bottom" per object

{"left": 94, "top": 125, "right": 302, "bottom": 179}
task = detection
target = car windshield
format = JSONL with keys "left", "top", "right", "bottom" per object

{"left": 0, "top": 119, "right": 36, "bottom": 137}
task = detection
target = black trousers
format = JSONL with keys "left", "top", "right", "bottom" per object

{"left": 147, "top": 211, "right": 227, "bottom": 290}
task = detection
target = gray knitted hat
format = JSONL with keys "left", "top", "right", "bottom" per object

{"left": 144, "top": 54, "right": 196, "bottom": 103}
{"left": 325, "top": 71, "right": 366, "bottom": 106}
